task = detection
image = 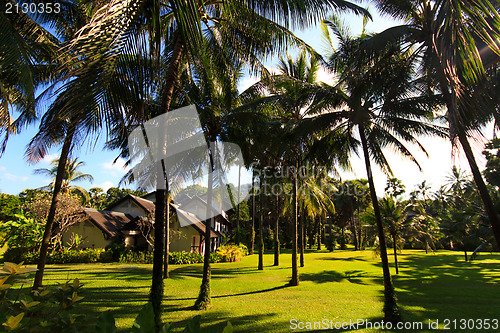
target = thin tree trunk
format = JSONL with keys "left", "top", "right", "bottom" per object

{"left": 250, "top": 172, "right": 255, "bottom": 255}
{"left": 195, "top": 144, "right": 215, "bottom": 310}
{"left": 149, "top": 34, "right": 184, "bottom": 327}
{"left": 317, "top": 215, "right": 322, "bottom": 251}
{"left": 435, "top": 65, "right": 500, "bottom": 249}
{"left": 274, "top": 193, "right": 280, "bottom": 266}
{"left": 458, "top": 130, "right": 500, "bottom": 248}
{"left": 258, "top": 178, "right": 264, "bottom": 270}
{"left": 151, "top": 184, "right": 165, "bottom": 328}
{"left": 236, "top": 165, "right": 241, "bottom": 244}
{"left": 299, "top": 203, "right": 305, "bottom": 267}
{"left": 33, "top": 127, "right": 75, "bottom": 290}
{"left": 359, "top": 124, "right": 400, "bottom": 322}
{"left": 392, "top": 233, "right": 399, "bottom": 275}
{"left": 163, "top": 190, "right": 170, "bottom": 279}
{"left": 464, "top": 250, "right": 468, "bottom": 262}
{"left": 290, "top": 162, "right": 299, "bottom": 286}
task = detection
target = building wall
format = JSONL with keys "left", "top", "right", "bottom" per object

{"left": 111, "top": 199, "right": 147, "bottom": 217}
{"left": 169, "top": 216, "right": 201, "bottom": 253}
{"left": 62, "top": 221, "right": 111, "bottom": 249}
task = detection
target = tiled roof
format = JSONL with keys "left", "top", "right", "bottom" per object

{"left": 83, "top": 208, "right": 134, "bottom": 237}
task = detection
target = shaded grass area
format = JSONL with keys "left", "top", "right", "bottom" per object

{"left": 35, "top": 250, "right": 500, "bottom": 332}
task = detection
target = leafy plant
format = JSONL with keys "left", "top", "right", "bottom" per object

{"left": 0, "top": 262, "right": 85, "bottom": 332}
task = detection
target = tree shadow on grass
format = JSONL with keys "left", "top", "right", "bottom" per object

{"left": 164, "top": 284, "right": 289, "bottom": 303}
{"left": 386, "top": 252, "right": 500, "bottom": 327}
{"left": 300, "top": 270, "right": 373, "bottom": 285}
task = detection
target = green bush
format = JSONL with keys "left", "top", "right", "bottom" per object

{"left": 19, "top": 248, "right": 111, "bottom": 264}
{"left": 216, "top": 244, "right": 248, "bottom": 262}
{"left": 210, "top": 252, "right": 221, "bottom": 263}
{"left": 118, "top": 251, "right": 154, "bottom": 264}
{"left": 168, "top": 251, "right": 203, "bottom": 265}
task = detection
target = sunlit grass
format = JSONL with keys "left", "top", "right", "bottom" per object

{"left": 34, "top": 249, "right": 500, "bottom": 332}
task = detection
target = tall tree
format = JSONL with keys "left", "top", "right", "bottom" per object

{"left": 371, "top": 0, "right": 500, "bottom": 248}
{"left": 299, "top": 16, "right": 447, "bottom": 321}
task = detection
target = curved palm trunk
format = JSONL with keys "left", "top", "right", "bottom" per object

{"left": 458, "top": 131, "right": 500, "bottom": 248}
{"left": 33, "top": 127, "right": 75, "bottom": 290}
{"left": 274, "top": 193, "right": 280, "bottom": 266}
{"left": 258, "top": 180, "right": 264, "bottom": 270}
{"left": 290, "top": 163, "right": 299, "bottom": 286}
{"left": 359, "top": 125, "right": 400, "bottom": 322}
{"left": 436, "top": 68, "right": 500, "bottom": 249}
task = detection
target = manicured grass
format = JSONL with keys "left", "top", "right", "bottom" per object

{"left": 32, "top": 249, "right": 500, "bottom": 332}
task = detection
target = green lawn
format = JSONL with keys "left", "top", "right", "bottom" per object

{"left": 33, "top": 250, "right": 500, "bottom": 332}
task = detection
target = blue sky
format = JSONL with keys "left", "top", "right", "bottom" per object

{"left": 0, "top": 8, "right": 492, "bottom": 196}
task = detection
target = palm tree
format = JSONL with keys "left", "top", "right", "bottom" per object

{"left": 371, "top": 0, "right": 500, "bottom": 249}
{"left": 70, "top": 0, "right": 370, "bottom": 324}
{"left": 297, "top": 16, "right": 448, "bottom": 322}
{"left": 0, "top": 1, "right": 60, "bottom": 153}
{"left": 34, "top": 158, "right": 94, "bottom": 203}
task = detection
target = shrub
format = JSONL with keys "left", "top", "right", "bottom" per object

{"left": 118, "top": 251, "right": 154, "bottom": 264}
{"left": 216, "top": 244, "right": 248, "bottom": 262}
{"left": 210, "top": 252, "right": 221, "bottom": 263}
{"left": 168, "top": 251, "right": 203, "bottom": 265}
{"left": 19, "top": 248, "right": 111, "bottom": 264}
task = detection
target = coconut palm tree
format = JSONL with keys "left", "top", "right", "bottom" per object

{"left": 371, "top": 0, "right": 500, "bottom": 248}
{"left": 296, "top": 16, "right": 448, "bottom": 322}
{"left": 0, "top": 0, "right": 61, "bottom": 153}
{"left": 34, "top": 157, "right": 94, "bottom": 203}
{"left": 69, "top": 0, "right": 370, "bottom": 324}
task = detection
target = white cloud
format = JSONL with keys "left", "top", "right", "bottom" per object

{"left": 4, "top": 173, "right": 28, "bottom": 182}
{"left": 42, "top": 153, "right": 60, "bottom": 164}
{"left": 97, "top": 181, "right": 114, "bottom": 192}
{"left": 100, "top": 158, "right": 130, "bottom": 176}
{"left": 0, "top": 165, "right": 6, "bottom": 172}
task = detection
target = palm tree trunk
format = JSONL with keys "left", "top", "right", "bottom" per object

{"left": 250, "top": 172, "right": 255, "bottom": 255}
{"left": 163, "top": 191, "right": 170, "bottom": 279}
{"left": 258, "top": 179, "right": 264, "bottom": 270}
{"left": 359, "top": 124, "right": 400, "bottom": 322}
{"left": 317, "top": 215, "right": 322, "bottom": 251}
{"left": 151, "top": 184, "right": 165, "bottom": 328}
{"left": 290, "top": 162, "right": 299, "bottom": 286}
{"left": 436, "top": 66, "right": 500, "bottom": 249}
{"left": 392, "top": 233, "right": 399, "bottom": 275}
{"left": 299, "top": 203, "right": 305, "bottom": 267}
{"left": 160, "top": 37, "right": 184, "bottom": 113}
{"left": 274, "top": 193, "right": 280, "bottom": 266}
{"left": 33, "top": 127, "right": 75, "bottom": 290}
{"left": 149, "top": 34, "right": 184, "bottom": 326}
{"left": 457, "top": 130, "right": 500, "bottom": 248}
{"left": 195, "top": 145, "right": 215, "bottom": 310}
{"left": 236, "top": 165, "right": 241, "bottom": 244}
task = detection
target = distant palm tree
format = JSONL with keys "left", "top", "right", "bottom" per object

{"left": 35, "top": 158, "right": 94, "bottom": 203}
